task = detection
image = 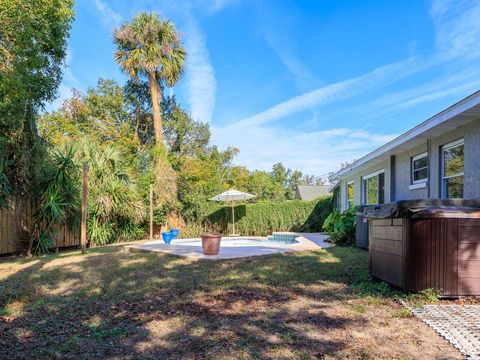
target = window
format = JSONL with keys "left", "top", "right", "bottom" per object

{"left": 411, "top": 152, "right": 428, "bottom": 184}
{"left": 346, "top": 182, "right": 354, "bottom": 209}
{"left": 442, "top": 139, "right": 464, "bottom": 199}
{"left": 362, "top": 170, "right": 385, "bottom": 205}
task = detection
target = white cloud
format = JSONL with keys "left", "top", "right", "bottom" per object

{"left": 431, "top": 0, "right": 480, "bottom": 59}
{"left": 212, "top": 122, "right": 398, "bottom": 177}
{"left": 208, "top": 0, "right": 241, "bottom": 13}
{"left": 336, "top": 67, "right": 480, "bottom": 127}
{"left": 210, "top": 1, "right": 480, "bottom": 175}
{"left": 229, "top": 57, "right": 423, "bottom": 129}
{"left": 182, "top": 13, "right": 217, "bottom": 123}
{"left": 90, "top": 0, "right": 122, "bottom": 28}
{"left": 252, "top": 1, "right": 317, "bottom": 90}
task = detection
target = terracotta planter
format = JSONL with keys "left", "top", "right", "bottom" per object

{"left": 201, "top": 233, "right": 222, "bottom": 255}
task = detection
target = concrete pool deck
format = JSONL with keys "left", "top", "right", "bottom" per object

{"left": 125, "top": 233, "right": 331, "bottom": 260}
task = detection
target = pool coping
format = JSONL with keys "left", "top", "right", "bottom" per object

{"left": 124, "top": 233, "right": 330, "bottom": 260}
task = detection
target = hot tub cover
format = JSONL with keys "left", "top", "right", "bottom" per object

{"left": 364, "top": 199, "right": 480, "bottom": 219}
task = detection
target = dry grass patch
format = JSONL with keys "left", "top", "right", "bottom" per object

{"left": 0, "top": 243, "right": 460, "bottom": 359}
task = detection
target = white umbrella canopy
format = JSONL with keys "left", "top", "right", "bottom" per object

{"left": 209, "top": 189, "right": 256, "bottom": 202}
{"left": 209, "top": 189, "right": 256, "bottom": 236}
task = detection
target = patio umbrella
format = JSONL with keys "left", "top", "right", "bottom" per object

{"left": 209, "top": 189, "right": 256, "bottom": 236}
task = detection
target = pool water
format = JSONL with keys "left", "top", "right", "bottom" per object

{"left": 173, "top": 237, "right": 298, "bottom": 247}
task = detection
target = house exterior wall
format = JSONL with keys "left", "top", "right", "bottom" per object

{"left": 338, "top": 117, "right": 480, "bottom": 211}
{"left": 428, "top": 119, "right": 480, "bottom": 199}
{"left": 394, "top": 143, "right": 429, "bottom": 201}
{"left": 339, "top": 159, "right": 390, "bottom": 211}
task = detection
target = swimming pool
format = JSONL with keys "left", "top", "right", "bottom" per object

{"left": 173, "top": 237, "right": 299, "bottom": 247}
{"left": 125, "top": 233, "right": 327, "bottom": 259}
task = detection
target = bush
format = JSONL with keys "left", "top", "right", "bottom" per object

{"left": 116, "top": 218, "right": 146, "bottom": 241}
{"left": 322, "top": 206, "right": 357, "bottom": 245}
{"left": 185, "top": 196, "right": 333, "bottom": 236}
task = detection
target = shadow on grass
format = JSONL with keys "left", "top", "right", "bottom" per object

{"left": 0, "top": 245, "right": 394, "bottom": 358}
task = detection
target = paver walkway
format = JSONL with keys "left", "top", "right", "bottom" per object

{"left": 125, "top": 233, "right": 328, "bottom": 259}
{"left": 297, "top": 232, "right": 332, "bottom": 248}
{"left": 406, "top": 304, "right": 480, "bottom": 359}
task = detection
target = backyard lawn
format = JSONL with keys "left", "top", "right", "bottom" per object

{"left": 0, "top": 244, "right": 459, "bottom": 359}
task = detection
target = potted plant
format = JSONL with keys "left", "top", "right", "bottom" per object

{"left": 200, "top": 233, "right": 222, "bottom": 255}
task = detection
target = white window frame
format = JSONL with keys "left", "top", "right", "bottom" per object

{"left": 362, "top": 169, "right": 384, "bottom": 180}
{"left": 411, "top": 152, "right": 428, "bottom": 185}
{"left": 441, "top": 138, "right": 464, "bottom": 199}
{"left": 362, "top": 169, "right": 385, "bottom": 205}
{"left": 346, "top": 181, "right": 354, "bottom": 209}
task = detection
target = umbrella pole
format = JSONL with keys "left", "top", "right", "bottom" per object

{"left": 231, "top": 202, "right": 235, "bottom": 235}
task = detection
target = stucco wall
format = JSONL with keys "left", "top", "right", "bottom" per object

{"left": 338, "top": 117, "right": 480, "bottom": 210}
{"left": 429, "top": 118, "right": 480, "bottom": 199}
{"left": 394, "top": 143, "right": 429, "bottom": 200}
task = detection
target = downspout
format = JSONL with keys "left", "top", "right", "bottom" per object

{"left": 390, "top": 155, "right": 396, "bottom": 203}
{"left": 427, "top": 139, "right": 431, "bottom": 199}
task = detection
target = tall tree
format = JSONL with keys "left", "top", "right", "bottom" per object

{"left": 247, "top": 170, "right": 274, "bottom": 200}
{"left": 162, "top": 96, "right": 210, "bottom": 167}
{"left": 286, "top": 170, "right": 302, "bottom": 200}
{"left": 113, "top": 12, "right": 186, "bottom": 145}
{"left": 0, "top": 0, "right": 74, "bottom": 194}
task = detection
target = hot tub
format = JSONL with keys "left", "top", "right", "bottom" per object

{"left": 365, "top": 200, "right": 480, "bottom": 296}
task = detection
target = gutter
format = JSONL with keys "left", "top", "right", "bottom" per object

{"left": 337, "top": 90, "right": 480, "bottom": 178}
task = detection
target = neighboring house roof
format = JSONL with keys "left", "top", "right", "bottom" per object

{"left": 337, "top": 90, "right": 480, "bottom": 178}
{"left": 295, "top": 185, "right": 330, "bottom": 200}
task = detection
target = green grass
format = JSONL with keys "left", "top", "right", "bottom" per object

{"left": 392, "top": 308, "right": 413, "bottom": 319}
{"left": 402, "top": 288, "right": 440, "bottom": 306}
{"left": 0, "top": 308, "right": 12, "bottom": 316}
{"left": 0, "top": 243, "right": 460, "bottom": 359}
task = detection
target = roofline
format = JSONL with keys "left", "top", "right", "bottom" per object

{"left": 337, "top": 90, "right": 480, "bottom": 177}
{"left": 296, "top": 184, "right": 329, "bottom": 187}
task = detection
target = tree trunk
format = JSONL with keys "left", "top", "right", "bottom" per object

{"left": 148, "top": 71, "right": 163, "bottom": 145}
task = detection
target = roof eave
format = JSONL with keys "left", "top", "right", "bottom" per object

{"left": 337, "top": 90, "right": 480, "bottom": 178}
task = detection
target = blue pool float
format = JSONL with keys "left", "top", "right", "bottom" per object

{"left": 170, "top": 228, "right": 180, "bottom": 239}
{"left": 161, "top": 232, "right": 173, "bottom": 244}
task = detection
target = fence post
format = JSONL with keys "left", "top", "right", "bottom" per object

{"left": 81, "top": 163, "right": 88, "bottom": 254}
{"left": 150, "top": 184, "right": 154, "bottom": 240}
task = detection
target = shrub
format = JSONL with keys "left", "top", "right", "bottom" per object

{"left": 32, "top": 146, "right": 79, "bottom": 255}
{"left": 151, "top": 203, "right": 180, "bottom": 226}
{"left": 116, "top": 218, "right": 146, "bottom": 241}
{"left": 0, "top": 157, "right": 11, "bottom": 209}
{"left": 322, "top": 206, "right": 357, "bottom": 245}
{"left": 184, "top": 196, "right": 333, "bottom": 236}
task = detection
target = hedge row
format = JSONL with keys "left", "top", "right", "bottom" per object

{"left": 186, "top": 196, "right": 333, "bottom": 236}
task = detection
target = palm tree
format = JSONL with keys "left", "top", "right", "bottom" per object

{"left": 113, "top": 12, "right": 186, "bottom": 145}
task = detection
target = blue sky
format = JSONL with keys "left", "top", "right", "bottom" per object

{"left": 52, "top": 0, "right": 480, "bottom": 179}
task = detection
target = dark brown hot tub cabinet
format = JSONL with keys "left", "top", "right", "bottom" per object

{"left": 365, "top": 200, "right": 480, "bottom": 296}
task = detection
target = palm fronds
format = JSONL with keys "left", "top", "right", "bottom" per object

{"left": 76, "top": 141, "right": 145, "bottom": 246}
{"left": 31, "top": 145, "right": 79, "bottom": 254}
{"left": 113, "top": 12, "right": 186, "bottom": 84}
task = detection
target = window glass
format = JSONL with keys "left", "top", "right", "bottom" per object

{"left": 413, "top": 167, "right": 428, "bottom": 182}
{"left": 365, "top": 176, "right": 379, "bottom": 205}
{"left": 444, "top": 145, "right": 464, "bottom": 177}
{"left": 442, "top": 141, "right": 464, "bottom": 199}
{"left": 445, "top": 176, "right": 464, "bottom": 199}
{"left": 363, "top": 171, "right": 385, "bottom": 205}
{"left": 347, "top": 183, "right": 354, "bottom": 208}
{"left": 413, "top": 156, "right": 428, "bottom": 170}
{"left": 412, "top": 154, "right": 428, "bottom": 183}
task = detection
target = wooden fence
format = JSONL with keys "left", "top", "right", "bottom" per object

{"left": 0, "top": 198, "right": 79, "bottom": 255}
